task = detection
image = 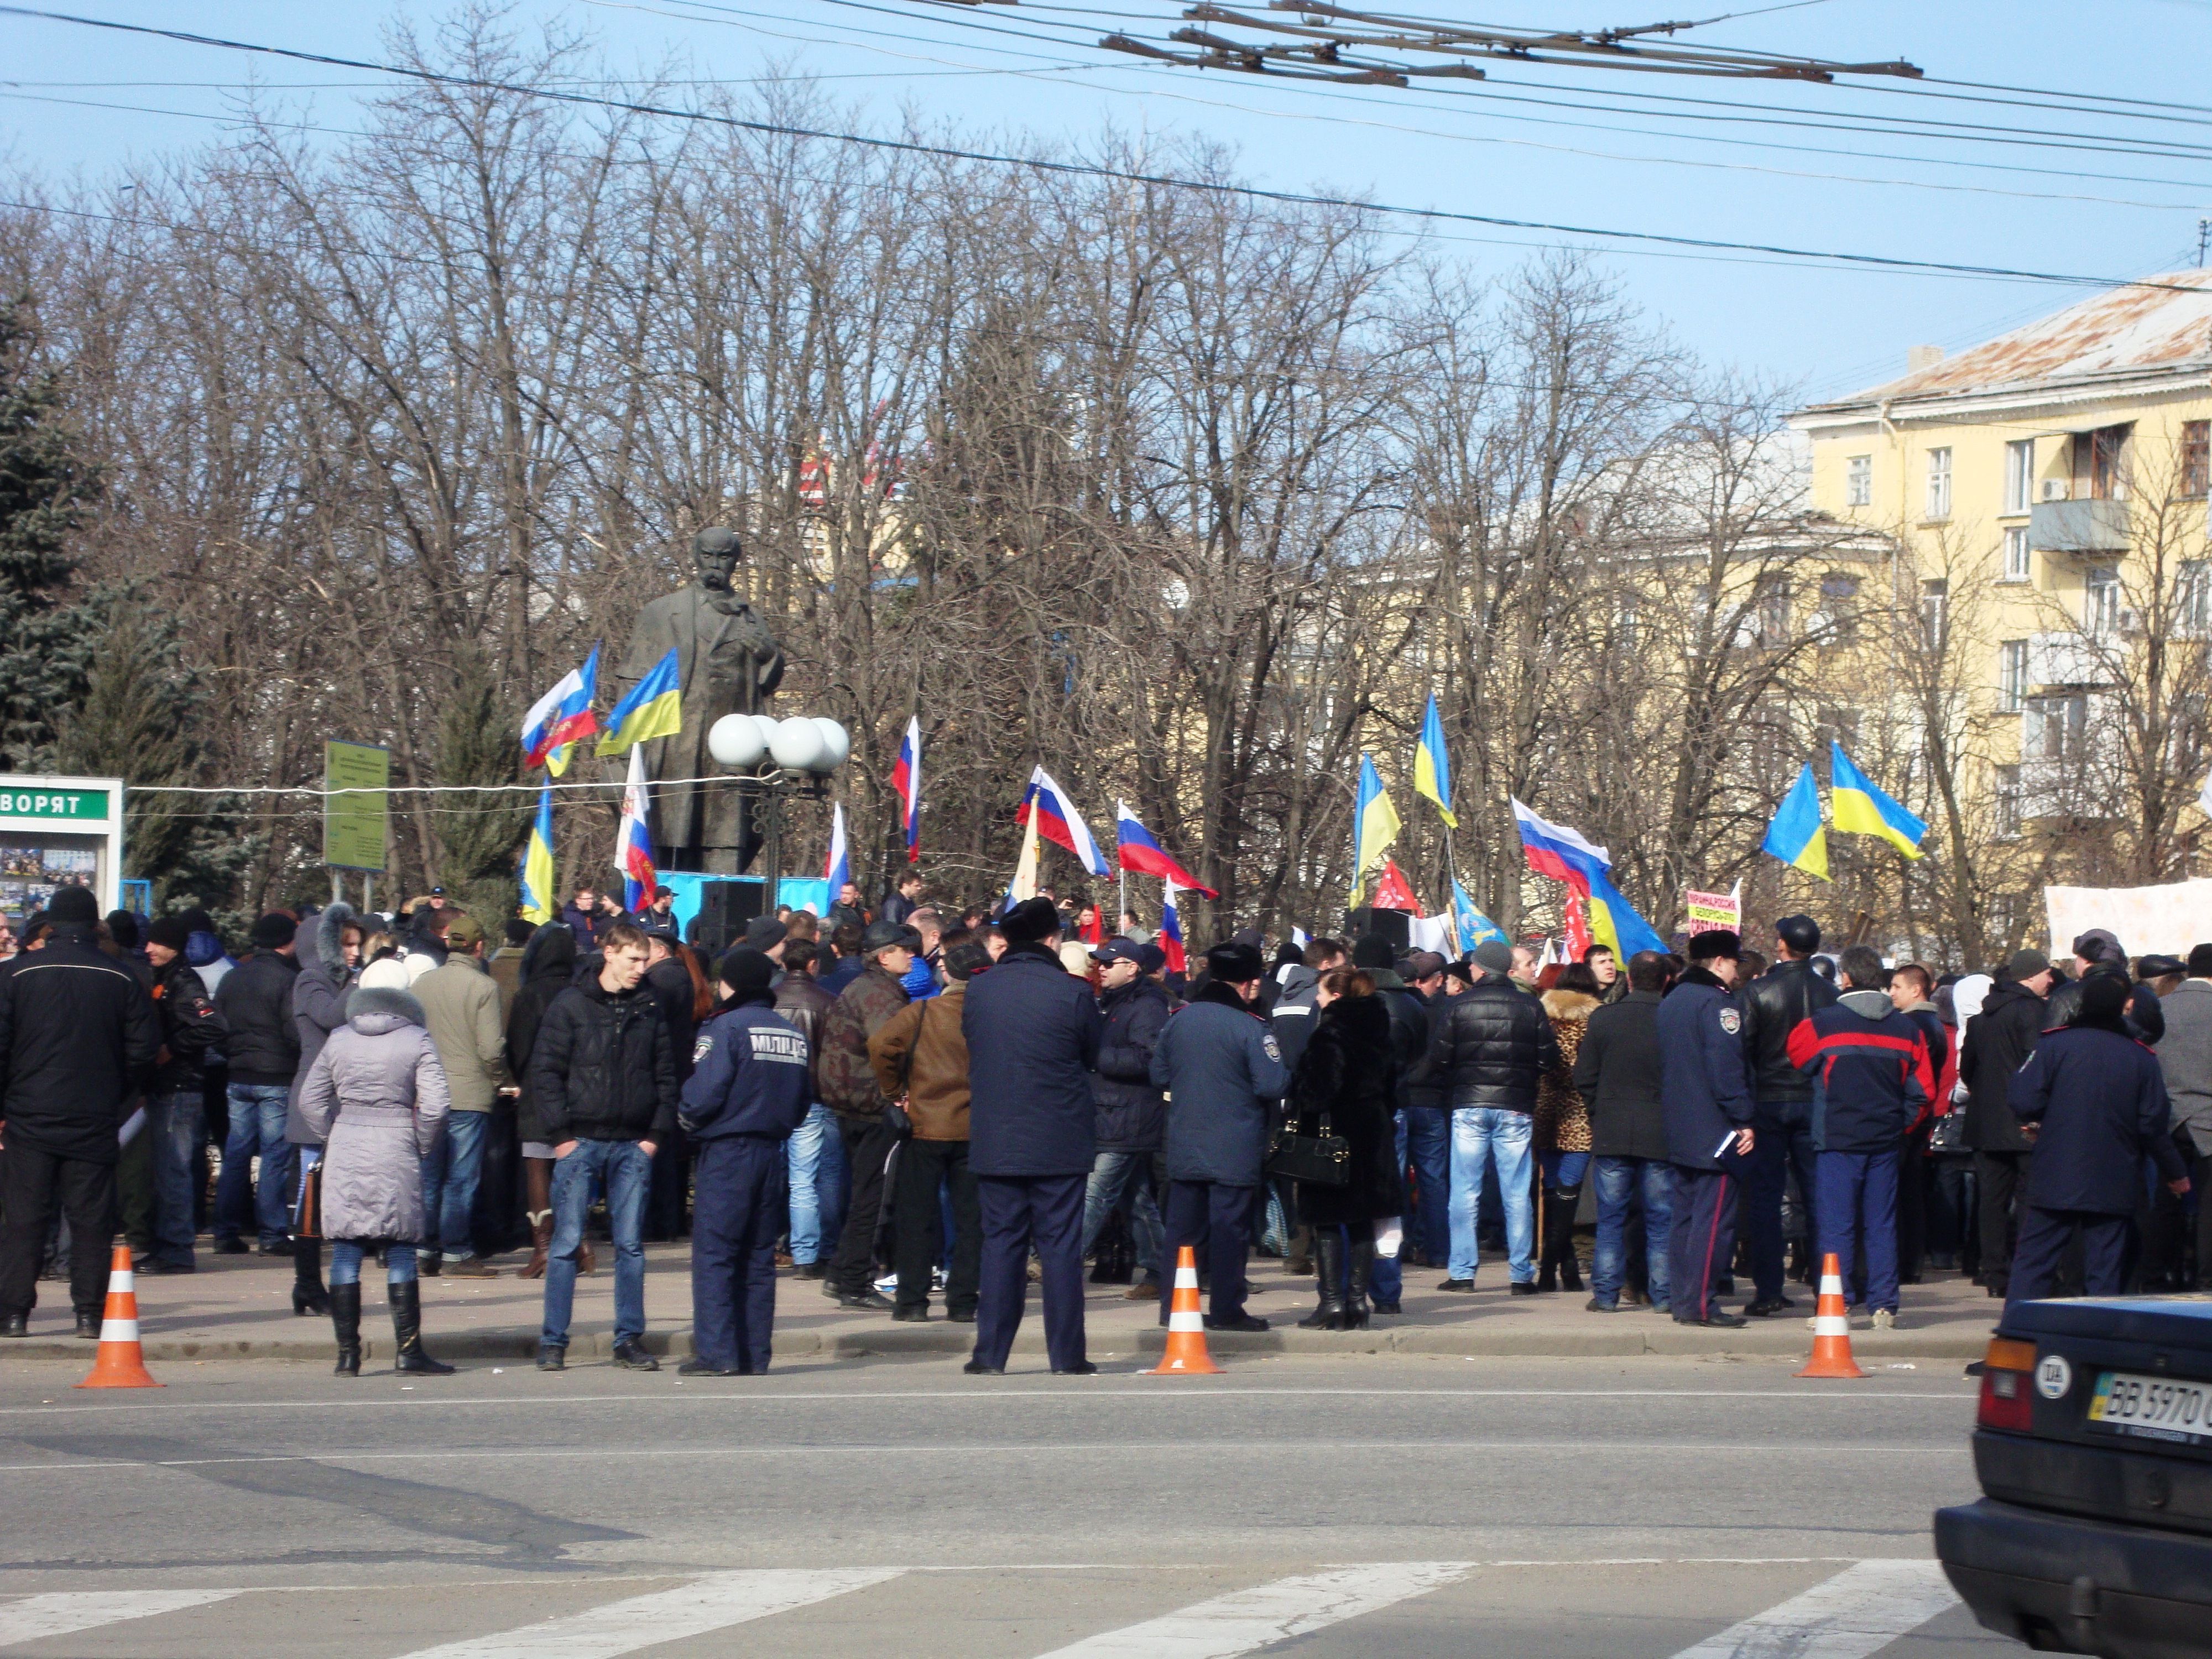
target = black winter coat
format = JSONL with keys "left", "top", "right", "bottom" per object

{"left": 527, "top": 973, "right": 677, "bottom": 1146}
{"left": 152, "top": 957, "right": 226, "bottom": 1093}
{"left": 2047, "top": 962, "right": 2164, "bottom": 1045}
{"left": 2010, "top": 1022, "right": 2188, "bottom": 1213}
{"left": 1092, "top": 978, "right": 1170, "bottom": 1150}
{"left": 505, "top": 925, "right": 577, "bottom": 1145}
{"left": 645, "top": 956, "right": 701, "bottom": 1084}
{"left": 1574, "top": 989, "right": 1670, "bottom": 1160}
{"left": 1287, "top": 991, "right": 1405, "bottom": 1225}
{"left": 0, "top": 926, "right": 161, "bottom": 1164}
{"left": 1379, "top": 978, "right": 1439, "bottom": 1110}
{"left": 215, "top": 949, "right": 301, "bottom": 1086}
{"left": 1960, "top": 979, "right": 2045, "bottom": 1153}
{"left": 964, "top": 943, "right": 1104, "bottom": 1177}
{"left": 1736, "top": 958, "right": 1838, "bottom": 1108}
{"left": 1426, "top": 976, "right": 1560, "bottom": 1112}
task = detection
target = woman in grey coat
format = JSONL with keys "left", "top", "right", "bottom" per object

{"left": 295, "top": 958, "right": 456, "bottom": 1376}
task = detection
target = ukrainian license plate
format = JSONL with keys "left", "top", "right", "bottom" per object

{"left": 2087, "top": 1371, "right": 2212, "bottom": 1443}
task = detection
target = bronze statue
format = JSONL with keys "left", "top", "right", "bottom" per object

{"left": 617, "top": 527, "right": 784, "bottom": 872}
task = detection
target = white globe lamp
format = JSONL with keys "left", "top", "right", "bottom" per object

{"left": 707, "top": 713, "right": 765, "bottom": 769}
{"left": 769, "top": 716, "right": 827, "bottom": 773}
{"left": 810, "top": 718, "right": 851, "bottom": 773}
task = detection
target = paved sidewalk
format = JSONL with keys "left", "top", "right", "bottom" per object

{"left": 0, "top": 1245, "right": 2002, "bottom": 1365}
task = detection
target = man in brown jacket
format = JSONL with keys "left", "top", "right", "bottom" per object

{"left": 869, "top": 941, "right": 991, "bottom": 1322}
{"left": 814, "top": 920, "right": 917, "bottom": 1310}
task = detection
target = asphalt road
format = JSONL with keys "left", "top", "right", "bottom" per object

{"left": 0, "top": 1352, "right": 2017, "bottom": 1657}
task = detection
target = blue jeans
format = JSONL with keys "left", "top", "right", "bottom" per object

{"left": 1539, "top": 1150, "right": 1591, "bottom": 1188}
{"left": 147, "top": 1091, "right": 204, "bottom": 1267}
{"left": 541, "top": 1138, "right": 651, "bottom": 1349}
{"left": 1815, "top": 1148, "right": 1900, "bottom": 1314}
{"left": 330, "top": 1240, "right": 419, "bottom": 1284}
{"left": 1448, "top": 1107, "right": 1535, "bottom": 1282}
{"left": 216, "top": 1083, "right": 295, "bottom": 1248}
{"left": 784, "top": 1103, "right": 848, "bottom": 1266}
{"left": 1399, "top": 1108, "right": 1450, "bottom": 1264}
{"left": 419, "top": 1109, "right": 491, "bottom": 1259}
{"left": 1591, "top": 1156, "right": 1673, "bottom": 1310}
{"left": 1081, "top": 1149, "right": 1164, "bottom": 1279}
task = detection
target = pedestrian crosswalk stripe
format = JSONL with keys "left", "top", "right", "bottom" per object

{"left": 0, "top": 1590, "right": 240, "bottom": 1648}
{"left": 1666, "top": 1559, "right": 1960, "bottom": 1658}
{"left": 1026, "top": 1562, "right": 1475, "bottom": 1658}
{"left": 383, "top": 1568, "right": 905, "bottom": 1659}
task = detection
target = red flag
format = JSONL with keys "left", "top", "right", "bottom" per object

{"left": 1563, "top": 894, "right": 1593, "bottom": 960}
{"left": 1371, "top": 859, "right": 1420, "bottom": 913}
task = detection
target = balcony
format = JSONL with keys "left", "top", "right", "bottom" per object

{"left": 2027, "top": 631, "right": 2119, "bottom": 688}
{"left": 2030, "top": 497, "right": 2131, "bottom": 554}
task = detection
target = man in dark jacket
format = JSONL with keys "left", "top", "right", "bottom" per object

{"left": 2006, "top": 973, "right": 2191, "bottom": 1305}
{"left": 680, "top": 947, "right": 811, "bottom": 1374}
{"left": 1150, "top": 940, "right": 1290, "bottom": 1333}
{"left": 774, "top": 938, "right": 844, "bottom": 1281}
{"left": 143, "top": 914, "right": 227, "bottom": 1274}
{"left": 1426, "top": 938, "right": 1560, "bottom": 1293}
{"left": 0, "top": 886, "right": 163, "bottom": 1337}
{"left": 962, "top": 897, "right": 1105, "bottom": 1374}
{"left": 1657, "top": 928, "right": 1754, "bottom": 1327}
{"left": 1575, "top": 948, "right": 1673, "bottom": 1313}
{"left": 2047, "top": 928, "right": 2164, "bottom": 1043}
{"left": 212, "top": 914, "right": 302, "bottom": 1255}
{"left": 643, "top": 927, "right": 701, "bottom": 1242}
{"left": 880, "top": 872, "right": 924, "bottom": 927}
{"left": 1786, "top": 946, "right": 1933, "bottom": 1328}
{"left": 1348, "top": 936, "right": 1437, "bottom": 1305}
{"left": 813, "top": 920, "right": 916, "bottom": 1311}
{"left": 1081, "top": 938, "right": 1170, "bottom": 1299}
{"left": 1733, "top": 913, "right": 1838, "bottom": 1316}
{"left": 1959, "top": 950, "right": 2053, "bottom": 1298}
{"left": 527, "top": 921, "right": 676, "bottom": 1371}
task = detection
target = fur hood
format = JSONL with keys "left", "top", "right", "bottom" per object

{"left": 303, "top": 901, "right": 356, "bottom": 978}
{"left": 344, "top": 984, "right": 426, "bottom": 1030}
{"left": 1542, "top": 987, "right": 1600, "bottom": 1021}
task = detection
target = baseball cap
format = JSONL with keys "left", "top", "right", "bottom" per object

{"left": 1093, "top": 937, "right": 1145, "bottom": 966}
{"left": 441, "top": 913, "right": 486, "bottom": 950}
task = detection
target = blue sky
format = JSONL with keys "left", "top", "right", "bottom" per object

{"left": 3, "top": 1, "right": 2206, "bottom": 400}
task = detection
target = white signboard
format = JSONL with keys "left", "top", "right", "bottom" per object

{"left": 2045, "top": 879, "right": 2212, "bottom": 958}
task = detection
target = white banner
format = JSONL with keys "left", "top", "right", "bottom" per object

{"left": 2044, "top": 879, "right": 2212, "bottom": 957}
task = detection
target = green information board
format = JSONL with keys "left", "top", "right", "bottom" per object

{"left": 324, "top": 741, "right": 389, "bottom": 872}
{"left": 0, "top": 787, "right": 109, "bottom": 821}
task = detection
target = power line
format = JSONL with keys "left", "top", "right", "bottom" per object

{"left": 3, "top": 7, "right": 2195, "bottom": 293}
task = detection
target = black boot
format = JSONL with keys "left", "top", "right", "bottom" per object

{"left": 293, "top": 1238, "right": 330, "bottom": 1316}
{"left": 1554, "top": 1186, "right": 1585, "bottom": 1292}
{"left": 330, "top": 1282, "right": 362, "bottom": 1377}
{"left": 1536, "top": 1188, "right": 1563, "bottom": 1292}
{"left": 389, "top": 1280, "right": 455, "bottom": 1375}
{"left": 1298, "top": 1231, "right": 1347, "bottom": 1329}
{"left": 1345, "top": 1236, "right": 1375, "bottom": 1330}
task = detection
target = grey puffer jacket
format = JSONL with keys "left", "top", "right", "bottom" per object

{"left": 295, "top": 985, "right": 451, "bottom": 1243}
{"left": 288, "top": 904, "right": 357, "bottom": 1146}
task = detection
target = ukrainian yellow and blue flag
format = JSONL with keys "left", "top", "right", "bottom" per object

{"left": 520, "top": 785, "right": 557, "bottom": 924}
{"left": 1413, "top": 693, "right": 1457, "bottom": 829}
{"left": 597, "top": 649, "right": 684, "bottom": 758}
{"left": 1354, "top": 754, "right": 1401, "bottom": 898}
{"left": 1760, "top": 761, "right": 1830, "bottom": 880}
{"left": 1830, "top": 742, "right": 1926, "bottom": 859}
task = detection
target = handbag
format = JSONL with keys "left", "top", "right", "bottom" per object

{"left": 1266, "top": 1111, "right": 1352, "bottom": 1187}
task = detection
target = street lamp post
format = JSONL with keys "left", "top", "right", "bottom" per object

{"left": 707, "top": 714, "right": 852, "bottom": 906}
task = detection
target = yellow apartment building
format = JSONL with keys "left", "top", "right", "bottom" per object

{"left": 1790, "top": 272, "right": 2212, "bottom": 915}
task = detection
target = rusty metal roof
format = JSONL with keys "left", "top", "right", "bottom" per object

{"left": 1805, "top": 271, "right": 2212, "bottom": 413}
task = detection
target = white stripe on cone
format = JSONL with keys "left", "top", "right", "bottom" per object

{"left": 96, "top": 1319, "right": 139, "bottom": 1343}
{"left": 1168, "top": 1311, "right": 1204, "bottom": 1333}
{"left": 1813, "top": 1315, "right": 1849, "bottom": 1336}
{"left": 1173, "top": 1266, "right": 1199, "bottom": 1290}
{"left": 1819, "top": 1272, "right": 1844, "bottom": 1297}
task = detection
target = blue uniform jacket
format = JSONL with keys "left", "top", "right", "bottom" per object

{"left": 1151, "top": 983, "right": 1292, "bottom": 1186}
{"left": 963, "top": 943, "right": 1105, "bottom": 1178}
{"left": 1656, "top": 966, "right": 1754, "bottom": 1169}
{"left": 2009, "top": 1022, "right": 2188, "bottom": 1214}
{"left": 679, "top": 995, "right": 812, "bottom": 1141}
{"left": 1786, "top": 989, "right": 1934, "bottom": 1154}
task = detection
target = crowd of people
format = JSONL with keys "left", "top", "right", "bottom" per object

{"left": 0, "top": 874, "right": 2202, "bottom": 1377}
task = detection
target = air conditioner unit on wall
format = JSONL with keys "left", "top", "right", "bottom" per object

{"left": 2042, "top": 479, "right": 2069, "bottom": 501}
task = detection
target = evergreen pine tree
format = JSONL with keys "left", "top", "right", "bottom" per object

{"left": 436, "top": 641, "right": 531, "bottom": 925}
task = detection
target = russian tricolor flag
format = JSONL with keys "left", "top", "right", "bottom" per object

{"left": 890, "top": 717, "right": 921, "bottom": 864}
{"left": 521, "top": 644, "right": 599, "bottom": 775}
{"left": 615, "top": 745, "right": 656, "bottom": 914}
{"left": 824, "top": 802, "right": 850, "bottom": 894}
{"left": 1510, "top": 796, "right": 1611, "bottom": 893}
{"left": 1114, "top": 802, "right": 1217, "bottom": 898}
{"left": 1014, "top": 766, "right": 1108, "bottom": 877}
{"left": 1159, "top": 880, "right": 1187, "bottom": 975}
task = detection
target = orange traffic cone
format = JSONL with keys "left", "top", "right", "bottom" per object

{"left": 1145, "top": 1245, "right": 1220, "bottom": 1376}
{"left": 76, "top": 1244, "right": 162, "bottom": 1389}
{"left": 1796, "top": 1251, "right": 1865, "bottom": 1380}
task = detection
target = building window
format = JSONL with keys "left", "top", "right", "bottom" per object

{"left": 2004, "top": 439, "right": 2034, "bottom": 515}
{"left": 2075, "top": 424, "right": 2131, "bottom": 500}
{"left": 1755, "top": 575, "right": 1791, "bottom": 645}
{"left": 1999, "top": 640, "right": 2028, "bottom": 711}
{"left": 1812, "top": 572, "right": 1860, "bottom": 640}
{"left": 1926, "top": 447, "right": 1953, "bottom": 520}
{"left": 1995, "top": 765, "right": 2022, "bottom": 838}
{"left": 1616, "top": 597, "right": 1639, "bottom": 654}
{"left": 1845, "top": 454, "right": 1872, "bottom": 508}
{"left": 2002, "top": 525, "right": 2031, "bottom": 581}
{"left": 2184, "top": 421, "right": 2210, "bottom": 499}
{"left": 2025, "top": 693, "right": 2087, "bottom": 761}
{"left": 1921, "top": 578, "right": 1948, "bottom": 648}
{"left": 2179, "top": 560, "right": 2212, "bottom": 637}
{"left": 2085, "top": 566, "right": 2122, "bottom": 639}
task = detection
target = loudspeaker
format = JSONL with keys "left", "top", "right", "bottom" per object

{"left": 1345, "top": 906, "right": 1412, "bottom": 949}
{"left": 691, "top": 879, "right": 766, "bottom": 957}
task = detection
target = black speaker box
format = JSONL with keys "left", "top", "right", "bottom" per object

{"left": 1344, "top": 905, "right": 1412, "bottom": 948}
{"left": 691, "top": 879, "right": 766, "bottom": 957}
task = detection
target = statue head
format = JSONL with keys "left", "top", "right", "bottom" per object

{"left": 692, "top": 526, "right": 742, "bottom": 593}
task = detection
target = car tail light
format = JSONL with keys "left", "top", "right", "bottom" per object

{"left": 1978, "top": 1337, "right": 2038, "bottom": 1432}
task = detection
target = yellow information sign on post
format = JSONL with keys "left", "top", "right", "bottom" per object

{"left": 324, "top": 741, "right": 389, "bottom": 872}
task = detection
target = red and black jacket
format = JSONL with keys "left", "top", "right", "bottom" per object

{"left": 1786, "top": 990, "right": 1934, "bottom": 1154}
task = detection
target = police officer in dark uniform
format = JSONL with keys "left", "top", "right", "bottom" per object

{"left": 679, "top": 947, "right": 812, "bottom": 1375}
{"left": 1734, "top": 913, "right": 1837, "bottom": 1314}
{"left": 1657, "top": 929, "right": 1755, "bottom": 1328}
